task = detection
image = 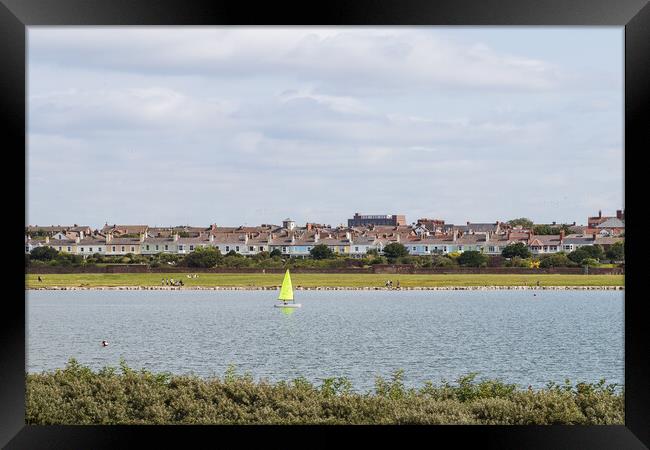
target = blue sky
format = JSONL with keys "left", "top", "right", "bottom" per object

{"left": 27, "top": 27, "right": 623, "bottom": 228}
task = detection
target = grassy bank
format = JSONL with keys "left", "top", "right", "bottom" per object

{"left": 26, "top": 360, "right": 623, "bottom": 425}
{"left": 25, "top": 273, "right": 624, "bottom": 289}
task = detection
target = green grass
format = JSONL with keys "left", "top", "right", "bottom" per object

{"left": 26, "top": 360, "right": 624, "bottom": 425}
{"left": 26, "top": 273, "right": 624, "bottom": 288}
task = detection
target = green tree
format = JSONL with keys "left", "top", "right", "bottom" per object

{"left": 584, "top": 244, "right": 605, "bottom": 261}
{"left": 568, "top": 247, "right": 590, "bottom": 264}
{"left": 366, "top": 248, "right": 380, "bottom": 257}
{"left": 533, "top": 225, "right": 560, "bottom": 235}
{"left": 30, "top": 246, "right": 59, "bottom": 261}
{"left": 182, "top": 247, "right": 222, "bottom": 268}
{"left": 269, "top": 249, "right": 282, "bottom": 258}
{"left": 508, "top": 218, "right": 533, "bottom": 228}
{"left": 457, "top": 250, "right": 488, "bottom": 267}
{"left": 310, "top": 244, "right": 334, "bottom": 260}
{"left": 582, "top": 258, "right": 600, "bottom": 267}
{"left": 605, "top": 241, "right": 624, "bottom": 261}
{"left": 382, "top": 243, "right": 409, "bottom": 259}
{"left": 501, "top": 242, "right": 531, "bottom": 259}
{"left": 539, "top": 253, "right": 573, "bottom": 268}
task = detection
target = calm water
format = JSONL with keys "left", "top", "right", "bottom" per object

{"left": 27, "top": 289, "right": 624, "bottom": 392}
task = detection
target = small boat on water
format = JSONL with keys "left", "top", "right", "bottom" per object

{"left": 274, "top": 269, "right": 301, "bottom": 308}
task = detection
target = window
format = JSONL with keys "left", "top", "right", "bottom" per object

{"left": 179, "top": 245, "right": 184, "bottom": 251}
{"left": 424, "top": 246, "right": 428, "bottom": 252}
{"left": 412, "top": 247, "right": 416, "bottom": 251}
{"left": 190, "top": 245, "right": 194, "bottom": 251}
{"left": 355, "top": 246, "right": 359, "bottom": 252}
{"left": 121, "top": 246, "right": 125, "bottom": 252}
{"left": 58, "top": 247, "right": 62, "bottom": 251}
{"left": 340, "top": 247, "right": 345, "bottom": 252}
{"left": 112, "top": 246, "right": 116, "bottom": 252}
{"left": 80, "top": 247, "right": 84, "bottom": 252}
{"left": 249, "top": 246, "right": 254, "bottom": 251}
{"left": 458, "top": 246, "right": 463, "bottom": 251}
{"left": 89, "top": 247, "right": 93, "bottom": 252}
{"left": 25, "top": 246, "right": 29, "bottom": 252}
{"left": 489, "top": 246, "right": 495, "bottom": 252}
{"left": 236, "top": 246, "right": 240, "bottom": 252}
{"left": 146, "top": 245, "right": 150, "bottom": 250}
{"left": 68, "top": 246, "right": 71, "bottom": 252}
{"left": 98, "top": 248, "right": 102, "bottom": 252}
{"left": 131, "top": 246, "right": 135, "bottom": 252}
{"left": 225, "top": 246, "right": 230, "bottom": 252}
{"left": 164, "top": 245, "right": 168, "bottom": 251}
{"left": 282, "top": 247, "right": 287, "bottom": 252}
{"left": 155, "top": 245, "right": 159, "bottom": 250}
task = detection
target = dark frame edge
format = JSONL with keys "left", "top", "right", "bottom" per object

{"left": 624, "top": 1, "right": 650, "bottom": 447}
{"left": 2, "top": 0, "right": 649, "bottom": 448}
{"left": 0, "top": 0, "right": 27, "bottom": 448}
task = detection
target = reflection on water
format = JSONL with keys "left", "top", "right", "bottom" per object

{"left": 27, "top": 289, "right": 624, "bottom": 392}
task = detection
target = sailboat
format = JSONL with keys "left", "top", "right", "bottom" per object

{"left": 274, "top": 269, "right": 301, "bottom": 308}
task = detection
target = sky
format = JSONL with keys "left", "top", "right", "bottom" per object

{"left": 27, "top": 27, "right": 624, "bottom": 228}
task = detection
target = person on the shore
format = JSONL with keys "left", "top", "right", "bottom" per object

{"left": 536, "top": 280, "right": 540, "bottom": 287}
{"left": 396, "top": 280, "right": 400, "bottom": 289}
{"left": 38, "top": 276, "right": 43, "bottom": 282}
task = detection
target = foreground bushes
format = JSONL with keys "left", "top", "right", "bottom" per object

{"left": 26, "top": 360, "right": 623, "bottom": 425}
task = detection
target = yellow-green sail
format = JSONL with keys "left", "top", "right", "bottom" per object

{"left": 278, "top": 269, "right": 294, "bottom": 301}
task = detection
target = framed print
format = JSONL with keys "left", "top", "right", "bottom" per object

{"left": 3, "top": 0, "right": 648, "bottom": 448}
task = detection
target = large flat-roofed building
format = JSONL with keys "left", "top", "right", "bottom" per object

{"left": 348, "top": 213, "right": 406, "bottom": 228}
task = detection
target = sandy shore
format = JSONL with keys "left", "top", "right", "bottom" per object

{"left": 27, "top": 285, "right": 624, "bottom": 291}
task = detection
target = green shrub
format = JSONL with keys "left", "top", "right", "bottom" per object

{"left": 25, "top": 361, "right": 624, "bottom": 425}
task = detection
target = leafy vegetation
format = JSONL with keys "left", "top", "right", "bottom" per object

{"left": 382, "top": 243, "right": 409, "bottom": 260}
{"left": 501, "top": 242, "right": 532, "bottom": 259}
{"left": 507, "top": 218, "right": 533, "bottom": 228}
{"left": 457, "top": 250, "right": 488, "bottom": 267}
{"left": 310, "top": 244, "right": 334, "bottom": 260}
{"left": 26, "top": 360, "right": 623, "bottom": 425}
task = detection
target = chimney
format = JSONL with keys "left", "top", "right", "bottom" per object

{"left": 307, "top": 223, "right": 313, "bottom": 231}
{"left": 616, "top": 210, "right": 623, "bottom": 219}
{"left": 209, "top": 234, "right": 214, "bottom": 242}
{"left": 560, "top": 230, "right": 565, "bottom": 241}
{"left": 345, "top": 231, "right": 351, "bottom": 241}
{"left": 75, "top": 236, "right": 80, "bottom": 244}
{"left": 105, "top": 233, "right": 112, "bottom": 243}
{"left": 552, "top": 221, "right": 556, "bottom": 226}
{"left": 211, "top": 224, "right": 217, "bottom": 231}
{"left": 140, "top": 233, "right": 146, "bottom": 242}
{"left": 173, "top": 233, "right": 179, "bottom": 241}
{"left": 79, "top": 230, "right": 84, "bottom": 239}
{"left": 45, "top": 236, "right": 49, "bottom": 244}
{"left": 453, "top": 229, "right": 458, "bottom": 242}
{"left": 598, "top": 210, "right": 602, "bottom": 218}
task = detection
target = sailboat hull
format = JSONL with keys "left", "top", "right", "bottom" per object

{"left": 274, "top": 303, "right": 302, "bottom": 308}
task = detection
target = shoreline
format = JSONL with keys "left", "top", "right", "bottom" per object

{"left": 26, "top": 285, "right": 624, "bottom": 291}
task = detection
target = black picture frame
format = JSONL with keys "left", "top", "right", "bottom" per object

{"left": 3, "top": 0, "right": 648, "bottom": 448}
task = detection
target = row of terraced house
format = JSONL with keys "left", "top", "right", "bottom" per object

{"left": 25, "top": 210, "right": 624, "bottom": 259}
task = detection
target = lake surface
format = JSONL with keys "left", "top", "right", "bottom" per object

{"left": 27, "top": 289, "right": 624, "bottom": 392}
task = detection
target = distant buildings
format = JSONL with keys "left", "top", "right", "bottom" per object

{"left": 348, "top": 213, "right": 406, "bottom": 227}
{"left": 25, "top": 210, "right": 624, "bottom": 259}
